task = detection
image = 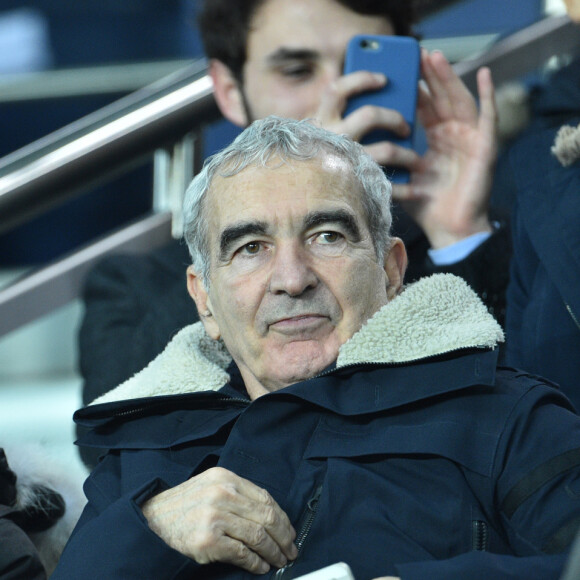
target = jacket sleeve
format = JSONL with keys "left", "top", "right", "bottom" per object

{"left": 78, "top": 255, "right": 192, "bottom": 407}
{"left": 504, "top": 197, "right": 534, "bottom": 369}
{"left": 395, "top": 381, "right": 580, "bottom": 580}
{"left": 51, "top": 454, "right": 196, "bottom": 579}
{"left": 406, "top": 218, "right": 512, "bottom": 329}
{"left": 77, "top": 252, "right": 198, "bottom": 468}
{"left": 0, "top": 517, "right": 47, "bottom": 580}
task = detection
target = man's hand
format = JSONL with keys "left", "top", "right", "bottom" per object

{"left": 313, "top": 49, "right": 497, "bottom": 250}
{"left": 142, "top": 467, "right": 298, "bottom": 574}
{"left": 316, "top": 70, "right": 414, "bottom": 167}
{"left": 395, "top": 50, "right": 497, "bottom": 249}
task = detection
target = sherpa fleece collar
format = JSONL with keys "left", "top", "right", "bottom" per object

{"left": 92, "top": 274, "right": 504, "bottom": 405}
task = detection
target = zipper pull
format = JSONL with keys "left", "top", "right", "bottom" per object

{"left": 274, "top": 485, "right": 323, "bottom": 579}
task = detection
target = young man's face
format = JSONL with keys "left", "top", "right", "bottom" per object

{"left": 232, "top": 0, "right": 395, "bottom": 124}
{"left": 188, "top": 155, "right": 405, "bottom": 399}
{"left": 564, "top": 0, "right": 580, "bottom": 21}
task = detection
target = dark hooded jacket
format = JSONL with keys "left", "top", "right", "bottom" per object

{"left": 55, "top": 275, "right": 580, "bottom": 579}
{"left": 504, "top": 117, "right": 580, "bottom": 409}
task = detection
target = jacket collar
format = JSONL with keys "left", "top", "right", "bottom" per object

{"left": 92, "top": 274, "right": 504, "bottom": 406}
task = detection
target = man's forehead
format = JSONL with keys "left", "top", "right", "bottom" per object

{"left": 209, "top": 153, "right": 353, "bottom": 192}
{"left": 213, "top": 151, "right": 351, "bottom": 179}
{"left": 204, "top": 155, "right": 362, "bottom": 226}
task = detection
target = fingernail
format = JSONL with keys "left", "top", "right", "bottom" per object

{"left": 259, "top": 562, "right": 270, "bottom": 574}
{"left": 374, "top": 73, "right": 387, "bottom": 83}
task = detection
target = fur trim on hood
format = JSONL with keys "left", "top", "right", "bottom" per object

{"left": 92, "top": 274, "right": 504, "bottom": 405}
{"left": 552, "top": 123, "right": 580, "bottom": 166}
{"left": 2, "top": 444, "right": 87, "bottom": 576}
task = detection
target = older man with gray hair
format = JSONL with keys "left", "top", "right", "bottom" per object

{"left": 55, "top": 117, "right": 580, "bottom": 580}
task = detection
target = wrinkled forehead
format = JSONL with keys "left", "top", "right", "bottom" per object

{"left": 203, "top": 153, "right": 362, "bottom": 225}
{"left": 212, "top": 149, "right": 353, "bottom": 184}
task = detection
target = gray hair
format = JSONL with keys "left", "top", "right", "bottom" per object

{"left": 182, "top": 115, "right": 393, "bottom": 283}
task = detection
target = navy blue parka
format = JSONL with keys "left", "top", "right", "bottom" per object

{"left": 54, "top": 275, "right": 580, "bottom": 579}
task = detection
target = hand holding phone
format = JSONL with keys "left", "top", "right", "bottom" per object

{"left": 343, "top": 35, "right": 420, "bottom": 183}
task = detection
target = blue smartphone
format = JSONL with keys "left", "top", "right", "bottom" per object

{"left": 343, "top": 35, "right": 420, "bottom": 183}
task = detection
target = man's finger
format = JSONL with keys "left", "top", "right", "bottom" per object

{"left": 224, "top": 513, "right": 291, "bottom": 569}
{"left": 317, "top": 71, "right": 387, "bottom": 120}
{"left": 421, "top": 49, "right": 454, "bottom": 121}
{"left": 207, "top": 470, "right": 297, "bottom": 561}
{"left": 344, "top": 106, "right": 410, "bottom": 142}
{"left": 416, "top": 80, "right": 439, "bottom": 128}
{"left": 390, "top": 183, "right": 426, "bottom": 202}
{"left": 213, "top": 534, "right": 272, "bottom": 575}
{"left": 424, "top": 50, "right": 478, "bottom": 123}
{"left": 476, "top": 66, "right": 498, "bottom": 139}
{"left": 364, "top": 142, "right": 420, "bottom": 172}
{"left": 230, "top": 489, "right": 297, "bottom": 561}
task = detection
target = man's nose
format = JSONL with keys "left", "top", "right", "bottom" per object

{"left": 268, "top": 243, "right": 318, "bottom": 296}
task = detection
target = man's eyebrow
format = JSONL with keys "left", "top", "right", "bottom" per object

{"left": 266, "top": 47, "right": 320, "bottom": 66}
{"left": 219, "top": 221, "right": 268, "bottom": 260}
{"left": 304, "top": 210, "right": 361, "bottom": 242}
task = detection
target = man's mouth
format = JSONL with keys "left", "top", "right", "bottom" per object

{"left": 268, "top": 314, "right": 328, "bottom": 335}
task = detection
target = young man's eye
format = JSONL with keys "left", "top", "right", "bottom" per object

{"left": 279, "top": 64, "right": 314, "bottom": 79}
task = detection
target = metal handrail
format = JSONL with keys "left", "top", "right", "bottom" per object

{"left": 0, "top": 213, "right": 173, "bottom": 337}
{"left": 0, "top": 58, "right": 220, "bottom": 234}
{"left": 0, "top": 59, "right": 194, "bottom": 103}
{"left": 454, "top": 14, "right": 580, "bottom": 93}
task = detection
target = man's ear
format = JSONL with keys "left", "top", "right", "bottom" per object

{"left": 384, "top": 238, "right": 407, "bottom": 301}
{"left": 209, "top": 59, "right": 248, "bottom": 127}
{"left": 187, "top": 266, "right": 221, "bottom": 340}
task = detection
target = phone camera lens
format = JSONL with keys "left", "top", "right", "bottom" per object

{"left": 360, "top": 39, "right": 379, "bottom": 51}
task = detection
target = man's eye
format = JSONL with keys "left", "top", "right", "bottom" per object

{"left": 317, "top": 231, "right": 341, "bottom": 244}
{"left": 241, "top": 242, "right": 261, "bottom": 255}
{"left": 279, "top": 64, "right": 314, "bottom": 80}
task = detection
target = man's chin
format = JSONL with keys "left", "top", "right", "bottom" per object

{"left": 264, "top": 342, "right": 338, "bottom": 389}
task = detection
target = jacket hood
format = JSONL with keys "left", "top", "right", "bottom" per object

{"left": 92, "top": 274, "right": 504, "bottom": 406}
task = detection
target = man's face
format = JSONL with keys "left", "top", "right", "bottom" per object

{"left": 188, "top": 154, "right": 405, "bottom": 399}
{"left": 564, "top": 0, "right": 580, "bottom": 21}
{"left": 238, "top": 0, "right": 394, "bottom": 122}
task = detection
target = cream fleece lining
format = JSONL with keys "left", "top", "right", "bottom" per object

{"left": 92, "top": 274, "right": 504, "bottom": 405}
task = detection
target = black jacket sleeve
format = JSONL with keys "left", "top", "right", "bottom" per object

{"left": 77, "top": 241, "right": 198, "bottom": 467}
{"left": 404, "top": 216, "right": 511, "bottom": 329}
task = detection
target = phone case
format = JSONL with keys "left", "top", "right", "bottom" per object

{"left": 343, "top": 35, "right": 420, "bottom": 183}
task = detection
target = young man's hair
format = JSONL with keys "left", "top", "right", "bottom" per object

{"left": 197, "top": 0, "right": 417, "bottom": 84}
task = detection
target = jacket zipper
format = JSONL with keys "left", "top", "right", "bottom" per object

{"left": 312, "top": 346, "right": 495, "bottom": 382}
{"left": 113, "top": 394, "right": 250, "bottom": 419}
{"left": 472, "top": 520, "right": 489, "bottom": 551}
{"left": 273, "top": 485, "right": 323, "bottom": 579}
{"left": 566, "top": 303, "right": 580, "bottom": 332}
